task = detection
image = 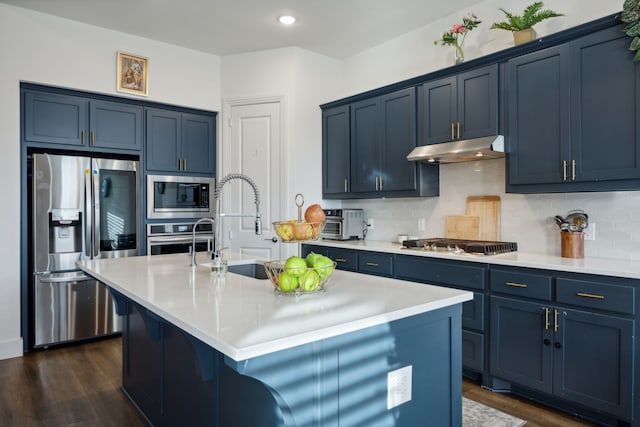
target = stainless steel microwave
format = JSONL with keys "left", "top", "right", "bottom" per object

{"left": 147, "top": 175, "right": 214, "bottom": 219}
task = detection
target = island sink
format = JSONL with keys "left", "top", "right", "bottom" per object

{"left": 227, "top": 262, "right": 268, "bottom": 279}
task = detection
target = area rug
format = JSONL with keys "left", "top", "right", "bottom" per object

{"left": 463, "top": 397, "right": 527, "bottom": 427}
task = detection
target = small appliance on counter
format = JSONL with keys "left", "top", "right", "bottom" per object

{"left": 321, "top": 209, "right": 364, "bottom": 240}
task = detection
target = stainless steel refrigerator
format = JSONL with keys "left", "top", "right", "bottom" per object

{"left": 29, "top": 153, "right": 139, "bottom": 348}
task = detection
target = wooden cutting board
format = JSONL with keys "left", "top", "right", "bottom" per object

{"left": 446, "top": 215, "right": 480, "bottom": 240}
{"left": 466, "top": 195, "right": 501, "bottom": 241}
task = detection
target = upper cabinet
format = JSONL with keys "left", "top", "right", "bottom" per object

{"left": 23, "top": 90, "right": 142, "bottom": 151}
{"left": 146, "top": 109, "right": 216, "bottom": 176}
{"left": 420, "top": 64, "right": 498, "bottom": 145}
{"left": 507, "top": 25, "right": 640, "bottom": 192}
{"left": 322, "top": 87, "right": 439, "bottom": 199}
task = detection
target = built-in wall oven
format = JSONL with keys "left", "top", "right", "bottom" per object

{"left": 147, "top": 222, "right": 214, "bottom": 255}
{"left": 147, "top": 175, "right": 214, "bottom": 219}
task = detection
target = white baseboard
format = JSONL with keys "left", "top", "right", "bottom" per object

{"left": 0, "top": 337, "right": 23, "bottom": 360}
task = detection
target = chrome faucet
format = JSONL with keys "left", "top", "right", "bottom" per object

{"left": 212, "top": 173, "right": 262, "bottom": 263}
{"left": 191, "top": 217, "right": 215, "bottom": 266}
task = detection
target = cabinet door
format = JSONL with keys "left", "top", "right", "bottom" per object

{"left": 90, "top": 100, "right": 143, "bottom": 150}
{"left": 553, "top": 308, "right": 633, "bottom": 418}
{"left": 182, "top": 113, "right": 215, "bottom": 175}
{"left": 458, "top": 65, "right": 498, "bottom": 140}
{"left": 490, "top": 296, "right": 553, "bottom": 393}
{"left": 379, "top": 88, "right": 417, "bottom": 193}
{"left": 350, "top": 98, "right": 380, "bottom": 193}
{"left": 420, "top": 76, "right": 457, "bottom": 145}
{"left": 508, "top": 45, "right": 570, "bottom": 185}
{"left": 322, "top": 105, "right": 351, "bottom": 196}
{"left": 23, "top": 91, "right": 88, "bottom": 146}
{"left": 570, "top": 26, "right": 640, "bottom": 182}
{"left": 146, "top": 109, "right": 181, "bottom": 172}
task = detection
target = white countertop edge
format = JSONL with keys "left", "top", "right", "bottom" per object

{"left": 78, "top": 258, "right": 472, "bottom": 362}
{"left": 310, "top": 240, "right": 640, "bottom": 280}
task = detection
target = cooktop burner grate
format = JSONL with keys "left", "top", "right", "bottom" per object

{"left": 402, "top": 238, "right": 517, "bottom": 255}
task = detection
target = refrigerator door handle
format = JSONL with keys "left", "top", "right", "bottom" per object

{"left": 38, "top": 274, "right": 95, "bottom": 283}
{"left": 91, "top": 160, "right": 101, "bottom": 259}
{"left": 84, "top": 165, "right": 93, "bottom": 259}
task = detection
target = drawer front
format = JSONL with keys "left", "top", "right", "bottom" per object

{"left": 462, "top": 330, "right": 484, "bottom": 372}
{"left": 358, "top": 252, "right": 393, "bottom": 277}
{"left": 556, "top": 278, "right": 635, "bottom": 315}
{"left": 395, "top": 255, "right": 487, "bottom": 290}
{"left": 327, "top": 248, "right": 358, "bottom": 271}
{"left": 462, "top": 292, "right": 485, "bottom": 331}
{"left": 490, "top": 269, "right": 552, "bottom": 301}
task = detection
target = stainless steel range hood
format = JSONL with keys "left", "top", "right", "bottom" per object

{"left": 407, "top": 135, "right": 505, "bottom": 164}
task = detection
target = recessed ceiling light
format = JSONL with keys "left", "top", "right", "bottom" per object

{"left": 278, "top": 15, "right": 296, "bottom": 25}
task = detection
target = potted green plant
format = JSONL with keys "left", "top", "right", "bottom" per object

{"left": 622, "top": 0, "right": 640, "bottom": 61}
{"left": 490, "top": 2, "right": 563, "bottom": 45}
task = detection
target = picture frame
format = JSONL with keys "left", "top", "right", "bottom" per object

{"left": 116, "top": 52, "right": 148, "bottom": 96}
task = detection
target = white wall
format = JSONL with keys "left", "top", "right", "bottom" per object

{"left": 0, "top": 3, "right": 221, "bottom": 359}
{"left": 338, "top": 1, "right": 640, "bottom": 261}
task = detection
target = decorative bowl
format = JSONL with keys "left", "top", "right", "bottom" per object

{"left": 263, "top": 259, "right": 336, "bottom": 295}
{"left": 272, "top": 220, "right": 325, "bottom": 242}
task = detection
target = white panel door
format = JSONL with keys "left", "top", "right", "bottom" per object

{"left": 222, "top": 100, "right": 283, "bottom": 260}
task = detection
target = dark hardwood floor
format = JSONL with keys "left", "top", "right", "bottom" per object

{"left": 0, "top": 336, "right": 599, "bottom": 426}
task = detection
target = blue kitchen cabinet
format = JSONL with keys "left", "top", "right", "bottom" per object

{"left": 146, "top": 109, "right": 216, "bottom": 175}
{"left": 490, "top": 267, "right": 636, "bottom": 422}
{"left": 23, "top": 89, "right": 142, "bottom": 151}
{"left": 508, "top": 25, "right": 640, "bottom": 192}
{"left": 395, "top": 255, "right": 488, "bottom": 374}
{"left": 420, "top": 64, "right": 498, "bottom": 145}
{"left": 321, "top": 105, "right": 350, "bottom": 195}
{"left": 323, "top": 87, "right": 439, "bottom": 199}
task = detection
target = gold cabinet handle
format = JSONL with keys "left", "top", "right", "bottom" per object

{"left": 451, "top": 122, "right": 455, "bottom": 139}
{"left": 344, "top": 178, "right": 348, "bottom": 192}
{"left": 562, "top": 160, "right": 567, "bottom": 181}
{"left": 91, "top": 131, "right": 95, "bottom": 146}
{"left": 335, "top": 258, "right": 347, "bottom": 263}
{"left": 183, "top": 159, "right": 187, "bottom": 171}
{"left": 366, "top": 262, "right": 379, "bottom": 267}
{"left": 375, "top": 176, "right": 379, "bottom": 191}
{"left": 544, "top": 307, "right": 550, "bottom": 330}
{"left": 81, "top": 130, "right": 85, "bottom": 145}
{"left": 379, "top": 175, "right": 383, "bottom": 191}
{"left": 457, "top": 122, "right": 461, "bottom": 139}
{"left": 178, "top": 158, "right": 182, "bottom": 171}
{"left": 576, "top": 292, "right": 605, "bottom": 300}
{"left": 554, "top": 309, "right": 559, "bottom": 332}
{"left": 506, "top": 282, "right": 528, "bottom": 288}
{"left": 571, "top": 160, "right": 576, "bottom": 181}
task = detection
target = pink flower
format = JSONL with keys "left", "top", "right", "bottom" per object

{"left": 451, "top": 24, "right": 467, "bottom": 34}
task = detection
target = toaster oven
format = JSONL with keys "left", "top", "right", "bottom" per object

{"left": 321, "top": 209, "right": 364, "bottom": 240}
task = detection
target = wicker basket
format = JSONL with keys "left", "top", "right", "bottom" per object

{"left": 263, "top": 260, "right": 336, "bottom": 295}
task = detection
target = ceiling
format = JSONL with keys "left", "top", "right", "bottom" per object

{"left": 0, "top": 0, "right": 480, "bottom": 59}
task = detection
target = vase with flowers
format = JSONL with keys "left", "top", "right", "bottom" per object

{"left": 434, "top": 13, "right": 482, "bottom": 64}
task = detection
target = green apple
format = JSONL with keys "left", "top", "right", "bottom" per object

{"left": 314, "top": 256, "right": 334, "bottom": 278}
{"left": 299, "top": 270, "right": 320, "bottom": 291}
{"left": 284, "top": 256, "right": 307, "bottom": 277}
{"left": 305, "top": 252, "right": 323, "bottom": 267}
{"left": 278, "top": 271, "right": 298, "bottom": 292}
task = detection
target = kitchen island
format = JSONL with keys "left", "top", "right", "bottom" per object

{"left": 77, "top": 252, "right": 472, "bottom": 427}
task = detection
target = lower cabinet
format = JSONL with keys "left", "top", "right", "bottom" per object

{"left": 490, "top": 267, "right": 636, "bottom": 422}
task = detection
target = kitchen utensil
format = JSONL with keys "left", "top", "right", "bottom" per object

{"left": 565, "top": 209, "right": 588, "bottom": 230}
{"left": 554, "top": 215, "right": 566, "bottom": 229}
{"left": 446, "top": 215, "right": 480, "bottom": 240}
{"left": 466, "top": 195, "right": 500, "bottom": 240}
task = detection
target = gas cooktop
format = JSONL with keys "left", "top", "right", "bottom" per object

{"left": 402, "top": 238, "right": 517, "bottom": 256}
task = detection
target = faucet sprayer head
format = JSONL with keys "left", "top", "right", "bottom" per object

{"left": 255, "top": 213, "right": 262, "bottom": 235}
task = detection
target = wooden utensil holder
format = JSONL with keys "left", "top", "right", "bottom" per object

{"left": 561, "top": 231, "right": 584, "bottom": 258}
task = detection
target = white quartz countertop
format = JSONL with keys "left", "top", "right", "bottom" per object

{"left": 309, "top": 240, "right": 640, "bottom": 280}
{"left": 77, "top": 252, "right": 472, "bottom": 361}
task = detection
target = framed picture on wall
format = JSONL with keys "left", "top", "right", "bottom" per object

{"left": 116, "top": 52, "right": 148, "bottom": 96}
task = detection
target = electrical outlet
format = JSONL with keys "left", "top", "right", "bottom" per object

{"left": 367, "top": 218, "right": 374, "bottom": 230}
{"left": 417, "top": 218, "right": 426, "bottom": 232}
{"left": 387, "top": 365, "right": 412, "bottom": 409}
{"left": 584, "top": 222, "right": 596, "bottom": 241}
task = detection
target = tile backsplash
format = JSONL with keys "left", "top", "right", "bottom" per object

{"left": 342, "top": 159, "right": 640, "bottom": 261}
